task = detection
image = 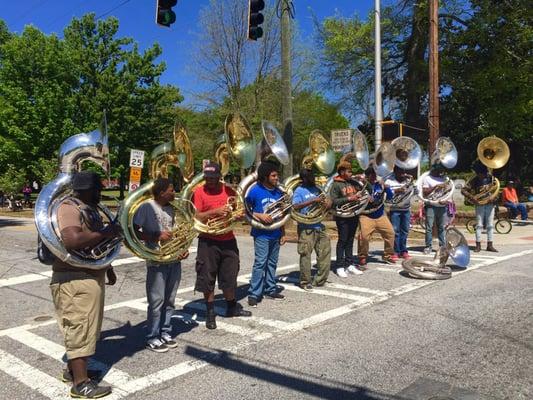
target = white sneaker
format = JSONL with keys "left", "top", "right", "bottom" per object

{"left": 336, "top": 267, "right": 348, "bottom": 278}
{"left": 423, "top": 247, "right": 432, "bottom": 255}
{"left": 346, "top": 265, "right": 363, "bottom": 275}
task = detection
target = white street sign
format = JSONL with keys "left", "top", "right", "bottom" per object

{"left": 129, "top": 149, "right": 145, "bottom": 168}
{"left": 331, "top": 129, "right": 352, "bottom": 152}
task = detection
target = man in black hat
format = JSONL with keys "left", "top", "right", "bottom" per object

{"left": 461, "top": 162, "right": 498, "bottom": 252}
{"left": 50, "top": 171, "right": 120, "bottom": 398}
{"left": 192, "top": 162, "right": 251, "bottom": 330}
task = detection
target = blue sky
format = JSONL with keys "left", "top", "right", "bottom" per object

{"left": 2, "top": 0, "right": 375, "bottom": 105}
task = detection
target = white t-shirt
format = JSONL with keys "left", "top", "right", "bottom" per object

{"left": 421, "top": 174, "right": 447, "bottom": 207}
{"left": 133, "top": 200, "right": 174, "bottom": 252}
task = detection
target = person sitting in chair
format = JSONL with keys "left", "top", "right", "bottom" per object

{"left": 502, "top": 181, "right": 528, "bottom": 220}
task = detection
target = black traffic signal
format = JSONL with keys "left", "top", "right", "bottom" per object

{"left": 156, "top": 0, "right": 177, "bottom": 27}
{"left": 247, "top": 0, "right": 265, "bottom": 40}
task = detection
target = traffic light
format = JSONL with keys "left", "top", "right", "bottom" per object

{"left": 247, "top": 0, "right": 265, "bottom": 40}
{"left": 156, "top": 0, "right": 177, "bottom": 28}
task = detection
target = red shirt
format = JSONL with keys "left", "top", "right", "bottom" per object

{"left": 192, "top": 184, "right": 236, "bottom": 241}
{"left": 501, "top": 187, "right": 518, "bottom": 203}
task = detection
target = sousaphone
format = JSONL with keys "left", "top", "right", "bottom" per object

{"left": 284, "top": 130, "right": 335, "bottom": 225}
{"left": 238, "top": 120, "right": 292, "bottom": 230}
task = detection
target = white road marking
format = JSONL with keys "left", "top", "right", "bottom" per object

{"left": 0, "top": 348, "right": 73, "bottom": 400}
{"left": 324, "top": 283, "right": 388, "bottom": 296}
{"left": 125, "top": 300, "right": 272, "bottom": 342}
{"left": 5, "top": 330, "right": 135, "bottom": 387}
{"left": 0, "top": 271, "right": 52, "bottom": 288}
{"left": 1, "top": 249, "right": 531, "bottom": 399}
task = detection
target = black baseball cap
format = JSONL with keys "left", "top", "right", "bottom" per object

{"left": 203, "top": 162, "right": 221, "bottom": 178}
{"left": 71, "top": 171, "right": 103, "bottom": 191}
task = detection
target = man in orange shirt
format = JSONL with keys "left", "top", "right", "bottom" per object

{"left": 502, "top": 181, "right": 528, "bottom": 220}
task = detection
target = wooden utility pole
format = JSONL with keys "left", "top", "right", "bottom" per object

{"left": 281, "top": 0, "right": 293, "bottom": 178}
{"left": 428, "top": 0, "right": 439, "bottom": 156}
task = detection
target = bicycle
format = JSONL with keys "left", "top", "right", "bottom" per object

{"left": 465, "top": 205, "right": 512, "bottom": 234}
{"left": 410, "top": 201, "right": 457, "bottom": 231}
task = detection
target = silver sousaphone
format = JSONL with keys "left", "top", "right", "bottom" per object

{"left": 402, "top": 227, "right": 470, "bottom": 280}
{"left": 238, "top": 120, "right": 292, "bottom": 230}
{"left": 417, "top": 137, "right": 458, "bottom": 206}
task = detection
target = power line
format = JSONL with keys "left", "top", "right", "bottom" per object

{"left": 96, "top": 0, "right": 133, "bottom": 20}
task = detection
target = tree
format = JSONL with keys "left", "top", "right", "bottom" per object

{"left": 441, "top": 0, "right": 533, "bottom": 177}
{"left": 0, "top": 15, "right": 183, "bottom": 198}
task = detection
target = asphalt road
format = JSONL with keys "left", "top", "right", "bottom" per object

{"left": 0, "top": 216, "right": 532, "bottom": 400}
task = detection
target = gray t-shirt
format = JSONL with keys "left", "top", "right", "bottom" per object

{"left": 133, "top": 200, "right": 174, "bottom": 262}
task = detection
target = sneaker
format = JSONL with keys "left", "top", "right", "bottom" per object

{"left": 400, "top": 252, "right": 411, "bottom": 260}
{"left": 146, "top": 338, "right": 169, "bottom": 353}
{"left": 300, "top": 283, "right": 313, "bottom": 291}
{"left": 62, "top": 369, "right": 100, "bottom": 383}
{"left": 336, "top": 267, "right": 348, "bottom": 278}
{"left": 160, "top": 334, "right": 178, "bottom": 349}
{"left": 423, "top": 247, "right": 432, "bottom": 254}
{"left": 346, "top": 265, "right": 363, "bottom": 275}
{"left": 265, "top": 292, "right": 285, "bottom": 300}
{"left": 358, "top": 257, "right": 367, "bottom": 267}
{"left": 382, "top": 256, "right": 397, "bottom": 264}
{"left": 226, "top": 303, "right": 252, "bottom": 317}
{"left": 206, "top": 308, "right": 217, "bottom": 329}
{"left": 70, "top": 380, "right": 111, "bottom": 399}
{"left": 248, "top": 297, "right": 258, "bottom": 307}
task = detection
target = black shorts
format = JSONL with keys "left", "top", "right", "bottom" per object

{"left": 194, "top": 237, "right": 240, "bottom": 293}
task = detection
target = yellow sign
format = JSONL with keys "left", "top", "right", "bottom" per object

{"left": 129, "top": 167, "right": 142, "bottom": 181}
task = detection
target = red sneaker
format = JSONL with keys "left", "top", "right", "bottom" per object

{"left": 400, "top": 252, "right": 411, "bottom": 260}
{"left": 358, "top": 256, "right": 367, "bottom": 266}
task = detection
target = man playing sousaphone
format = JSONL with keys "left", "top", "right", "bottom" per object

{"left": 292, "top": 168, "right": 332, "bottom": 290}
{"left": 385, "top": 166, "right": 414, "bottom": 260}
{"left": 329, "top": 161, "right": 365, "bottom": 277}
{"left": 192, "top": 162, "right": 251, "bottom": 329}
{"left": 421, "top": 162, "right": 450, "bottom": 254}
{"left": 461, "top": 162, "right": 498, "bottom": 252}
{"left": 50, "top": 171, "right": 120, "bottom": 398}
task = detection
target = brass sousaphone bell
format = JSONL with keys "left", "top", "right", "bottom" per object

{"left": 284, "top": 130, "right": 335, "bottom": 225}
{"left": 180, "top": 112, "right": 255, "bottom": 235}
{"left": 464, "top": 136, "right": 510, "bottom": 205}
{"left": 119, "top": 123, "right": 197, "bottom": 262}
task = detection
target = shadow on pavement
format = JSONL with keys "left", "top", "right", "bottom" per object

{"left": 185, "top": 345, "right": 407, "bottom": 400}
{"left": 0, "top": 218, "right": 28, "bottom": 228}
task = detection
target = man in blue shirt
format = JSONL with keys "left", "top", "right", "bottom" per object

{"left": 358, "top": 167, "right": 396, "bottom": 265}
{"left": 292, "top": 168, "right": 332, "bottom": 290}
{"left": 245, "top": 161, "right": 286, "bottom": 307}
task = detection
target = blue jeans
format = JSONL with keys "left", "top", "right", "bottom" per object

{"left": 425, "top": 205, "right": 446, "bottom": 248}
{"left": 248, "top": 237, "right": 280, "bottom": 300}
{"left": 504, "top": 202, "right": 528, "bottom": 220}
{"left": 475, "top": 204, "right": 494, "bottom": 242}
{"left": 146, "top": 262, "right": 181, "bottom": 340}
{"left": 390, "top": 209, "right": 410, "bottom": 254}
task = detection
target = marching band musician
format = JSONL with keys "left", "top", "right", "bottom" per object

{"left": 192, "top": 162, "right": 252, "bottom": 329}
{"left": 50, "top": 171, "right": 120, "bottom": 399}
{"left": 329, "top": 161, "right": 364, "bottom": 277}
{"left": 384, "top": 166, "right": 413, "bottom": 260}
{"left": 133, "top": 177, "right": 189, "bottom": 353}
{"left": 421, "top": 162, "right": 449, "bottom": 254}
{"left": 461, "top": 162, "right": 498, "bottom": 252}
{"left": 357, "top": 167, "right": 396, "bottom": 265}
{"left": 245, "top": 160, "right": 287, "bottom": 307}
{"left": 292, "top": 168, "right": 332, "bottom": 290}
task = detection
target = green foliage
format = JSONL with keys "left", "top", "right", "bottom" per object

{"left": 0, "top": 14, "right": 182, "bottom": 198}
{"left": 0, "top": 165, "right": 25, "bottom": 195}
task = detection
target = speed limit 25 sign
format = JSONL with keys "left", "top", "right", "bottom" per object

{"left": 129, "top": 149, "right": 145, "bottom": 168}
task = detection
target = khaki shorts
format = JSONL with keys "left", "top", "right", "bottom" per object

{"left": 50, "top": 275, "right": 105, "bottom": 360}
